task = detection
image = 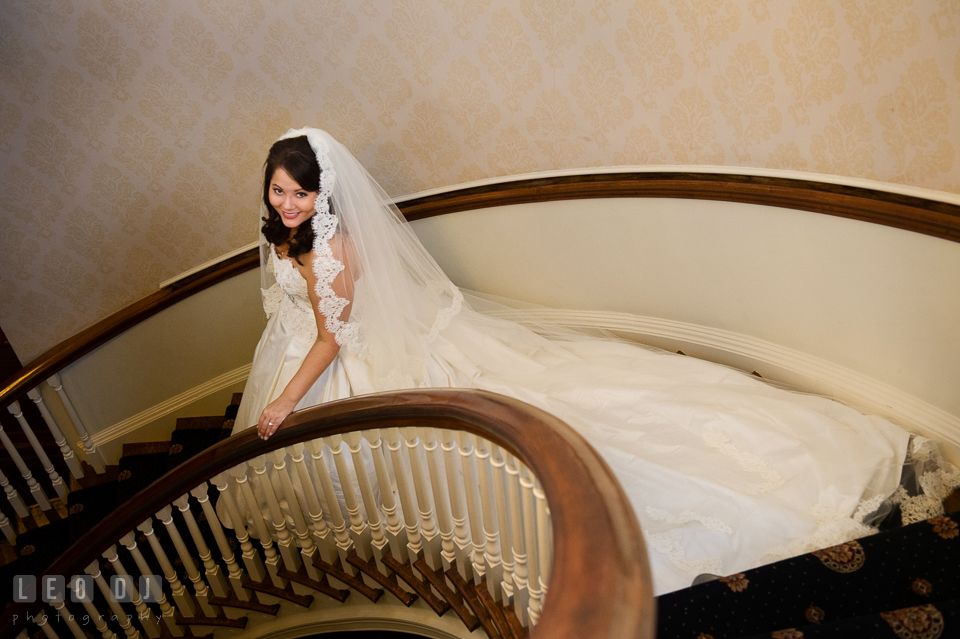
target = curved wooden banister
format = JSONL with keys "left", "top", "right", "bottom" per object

{"left": 0, "top": 389, "right": 654, "bottom": 639}
{"left": 4, "top": 171, "right": 957, "bottom": 411}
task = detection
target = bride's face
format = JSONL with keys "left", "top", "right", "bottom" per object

{"left": 269, "top": 168, "right": 318, "bottom": 229}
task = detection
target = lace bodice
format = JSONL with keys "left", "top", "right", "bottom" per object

{"left": 262, "top": 251, "right": 318, "bottom": 343}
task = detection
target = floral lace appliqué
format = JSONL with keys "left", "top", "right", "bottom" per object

{"left": 701, "top": 425, "right": 785, "bottom": 494}
{"left": 646, "top": 529, "right": 723, "bottom": 576}
{"left": 264, "top": 253, "right": 318, "bottom": 344}
{"left": 311, "top": 212, "right": 364, "bottom": 356}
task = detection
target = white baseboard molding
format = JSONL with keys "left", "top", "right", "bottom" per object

{"left": 91, "top": 364, "right": 251, "bottom": 447}
{"left": 491, "top": 308, "right": 960, "bottom": 464}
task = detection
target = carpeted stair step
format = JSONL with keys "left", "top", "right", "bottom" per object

{"left": 67, "top": 481, "right": 118, "bottom": 543}
{"left": 15, "top": 518, "right": 71, "bottom": 579}
{"left": 117, "top": 445, "right": 170, "bottom": 504}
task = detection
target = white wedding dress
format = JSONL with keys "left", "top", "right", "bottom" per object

{"left": 232, "top": 248, "right": 928, "bottom": 596}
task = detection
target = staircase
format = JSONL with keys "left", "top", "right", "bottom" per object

{"left": 0, "top": 394, "right": 558, "bottom": 639}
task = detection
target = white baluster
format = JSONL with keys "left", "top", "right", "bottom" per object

{"left": 0, "top": 507, "right": 15, "bottom": 543}
{"left": 0, "top": 412, "right": 50, "bottom": 510}
{"left": 423, "top": 427, "right": 456, "bottom": 572}
{"left": 230, "top": 462, "right": 287, "bottom": 588}
{"left": 27, "top": 387, "right": 83, "bottom": 480}
{"left": 49, "top": 598, "right": 85, "bottom": 639}
{"left": 118, "top": 531, "right": 182, "bottom": 637}
{"left": 46, "top": 374, "right": 106, "bottom": 473}
{"left": 136, "top": 518, "right": 196, "bottom": 619}
{"left": 491, "top": 445, "right": 514, "bottom": 604}
{"left": 0, "top": 465, "right": 28, "bottom": 519}
{"left": 474, "top": 434, "right": 503, "bottom": 598}
{"left": 266, "top": 448, "right": 320, "bottom": 580}
{"left": 211, "top": 472, "right": 268, "bottom": 584}
{"left": 286, "top": 444, "right": 338, "bottom": 565}
{"left": 73, "top": 576, "right": 119, "bottom": 639}
{"left": 458, "top": 432, "right": 487, "bottom": 580}
{"left": 531, "top": 479, "right": 551, "bottom": 626}
{"left": 172, "top": 494, "right": 230, "bottom": 599}
{"left": 7, "top": 400, "right": 67, "bottom": 500}
{"left": 247, "top": 454, "right": 302, "bottom": 573}
{"left": 191, "top": 481, "right": 250, "bottom": 601}
{"left": 328, "top": 435, "right": 371, "bottom": 563}
{"left": 85, "top": 560, "right": 141, "bottom": 639}
{"left": 440, "top": 429, "right": 473, "bottom": 581}
{"left": 403, "top": 427, "right": 442, "bottom": 571}
{"left": 156, "top": 503, "right": 220, "bottom": 618}
{"left": 504, "top": 451, "right": 528, "bottom": 617}
{"left": 343, "top": 431, "right": 386, "bottom": 563}
{"left": 365, "top": 429, "right": 406, "bottom": 570}
{"left": 34, "top": 606, "right": 59, "bottom": 639}
{"left": 520, "top": 463, "right": 540, "bottom": 627}
{"left": 102, "top": 544, "right": 161, "bottom": 637}
{"left": 303, "top": 440, "right": 353, "bottom": 558}
{"left": 382, "top": 428, "right": 421, "bottom": 564}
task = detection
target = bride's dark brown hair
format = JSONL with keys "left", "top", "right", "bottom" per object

{"left": 261, "top": 135, "right": 334, "bottom": 262}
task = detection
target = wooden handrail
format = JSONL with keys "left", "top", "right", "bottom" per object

{"left": 4, "top": 171, "right": 957, "bottom": 410}
{"left": 0, "top": 389, "right": 654, "bottom": 639}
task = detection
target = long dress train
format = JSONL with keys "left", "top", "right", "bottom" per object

{"left": 227, "top": 249, "right": 954, "bottom": 596}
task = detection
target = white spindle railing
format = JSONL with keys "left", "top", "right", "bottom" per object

{"left": 46, "top": 374, "right": 106, "bottom": 473}
{"left": 26, "top": 388, "right": 83, "bottom": 481}
{"left": 0, "top": 413, "right": 51, "bottom": 511}
{"left": 6, "top": 422, "right": 569, "bottom": 639}
{"left": 0, "top": 376, "right": 660, "bottom": 639}
{"left": 7, "top": 400, "right": 68, "bottom": 501}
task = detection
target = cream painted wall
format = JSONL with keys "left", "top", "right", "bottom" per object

{"left": 56, "top": 269, "right": 264, "bottom": 461}
{"left": 411, "top": 197, "right": 960, "bottom": 423}
{"left": 1, "top": 0, "right": 958, "bottom": 362}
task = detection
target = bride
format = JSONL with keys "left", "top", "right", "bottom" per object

{"left": 231, "top": 127, "right": 956, "bottom": 595}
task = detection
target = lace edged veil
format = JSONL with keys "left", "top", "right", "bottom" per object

{"left": 258, "top": 127, "right": 463, "bottom": 389}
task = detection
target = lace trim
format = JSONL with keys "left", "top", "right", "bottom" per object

{"left": 890, "top": 486, "right": 945, "bottom": 526}
{"left": 646, "top": 507, "right": 733, "bottom": 534}
{"left": 759, "top": 503, "right": 878, "bottom": 564}
{"left": 702, "top": 425, "right": 785, "bottom": 494}
{"left": 265, "top": 254, "right": 319, "bottom": 343}
{"left": 311, "top": 211, "right": 364, "bottom": 355}
{"left": 646, "top": 529, "right": 724, "bottom": 576}
{"left": 422, "top": 284, "right": 464, "bottom": 346}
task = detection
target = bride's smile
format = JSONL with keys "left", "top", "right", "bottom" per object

{"left": 269, "top": 167, "right": 318, "bottom": 228}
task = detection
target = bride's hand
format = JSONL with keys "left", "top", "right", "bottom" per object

{"left": 258, "top": 397, "right": 298, "bottom": 440}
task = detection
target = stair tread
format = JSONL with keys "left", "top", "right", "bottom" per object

{"left": 68, "top": 482, "right": 119, "bottom": 542}
{"left": 175, "top": 415, "right": 226, "bottom": 431}
{"left": 122, "top": 440, "right": 171, "bottom": 457}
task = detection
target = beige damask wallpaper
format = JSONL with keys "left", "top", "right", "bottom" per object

{"left": 0, "top": 0, "right": 958, "bottom": 362}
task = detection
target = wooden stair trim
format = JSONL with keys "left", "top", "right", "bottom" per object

{"left": 312, "top": 555, "right": 383, "bottom": 602}
{"left": 446, "top": 567, "right": 501, "bottom": 639}
{"left": 414, "top": 557, "right": 480, "bottom": 632}
{"left": 346, "top": 550, "right": 418, "bottom": 606}
{"left": 241, "top": 575, "right": 314, "bottom": 607}
{"left": 207, "top": 591, "right": 281, "bottom": 616}
{"left": 473, "top": 578, "right": 517, "bottom": 639}
{"left": 504, "top": 601, "right": 529, "bottom": 639}
{"left": 277, "top": 564, "right": 350, "bottom": 603}
{"left": 381, "top": 552, "right": 451, "bottom": 617}
{"left": 174, "top": 611, "right": 247, "bottom": 630}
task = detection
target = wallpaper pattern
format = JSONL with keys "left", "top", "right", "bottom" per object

{"left": 0, "top": 0, "right": 958, "bottom": 361}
